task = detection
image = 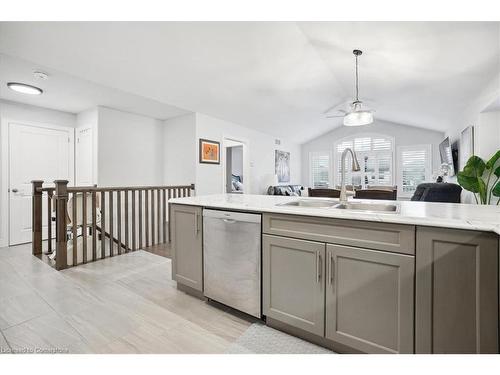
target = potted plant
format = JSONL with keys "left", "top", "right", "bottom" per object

{"left": 457, "top": 150, "right": 500, "bottom": 204}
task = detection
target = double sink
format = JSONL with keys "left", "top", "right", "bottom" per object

{"left": 277, "top": 199, "right": 400, "bottom": 213}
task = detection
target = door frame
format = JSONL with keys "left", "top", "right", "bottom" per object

{"left": 0, "top": 118, "right": 75, "bottom": 247}
{"left": 221, "top": 135, "right": 250, "bottom": 194}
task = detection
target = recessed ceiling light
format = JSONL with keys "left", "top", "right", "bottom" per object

{"left": 7, "top": 82, "right": 43, "bottom": 95}
{"left": 33, "top": 71, "right": 49, "bottom": 80}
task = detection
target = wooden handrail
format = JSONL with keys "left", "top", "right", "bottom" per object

{"left": 37, "top": 183, "right": 195, "bottom": 193}
{"left": 32, "top": 180, "right": 194, "bottom": 270}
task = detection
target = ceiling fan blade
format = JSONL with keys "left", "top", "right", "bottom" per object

{"left": 322, "top": 100, "right": 350, "bottom": 115}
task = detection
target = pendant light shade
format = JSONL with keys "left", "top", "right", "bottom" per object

{"left": 343, "top": 110, "right": 374, "bottom": 126}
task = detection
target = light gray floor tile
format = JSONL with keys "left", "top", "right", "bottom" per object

{"left": 0, "top": 292, "right": 53, "bottom": 329}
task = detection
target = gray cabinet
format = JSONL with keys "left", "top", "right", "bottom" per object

{"left": 170, "top": 204, "right": 203, "bottom": 291}
{"left": 263, "top": 235, "right": 326, "bottom": 336}
{"left": 415, "top": 227, "right": 499, "bottom": 353}
{"left": 325, "top": 244, "right": 414, "bottom": 353}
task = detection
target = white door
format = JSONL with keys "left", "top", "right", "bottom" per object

{"left": 76, "top": 125, "right": 94, "bottom": 185}
{"left": 9, "top": 122, "right": 74, "bottom": 245}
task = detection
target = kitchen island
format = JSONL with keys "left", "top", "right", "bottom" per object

{"left": 168, "top": 194, "right": 500, "bottom": 354}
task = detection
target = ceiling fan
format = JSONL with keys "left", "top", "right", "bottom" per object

{"left": 325, "top": 49, "right": 375, "bottom": 126}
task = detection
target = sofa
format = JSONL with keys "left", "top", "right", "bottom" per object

{"left": 267, "top": 185, "right": 304, "bottom": 196}
{"left": 410, "top": 182, "right": 462, "bottom": 203}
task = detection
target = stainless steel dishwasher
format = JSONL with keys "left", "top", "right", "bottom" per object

{"left": 203, "top": 209, "right": 262, "bottom": 318}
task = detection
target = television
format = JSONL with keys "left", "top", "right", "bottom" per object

{"left": 439, "top": 137, "right": 457, "bottom": 177}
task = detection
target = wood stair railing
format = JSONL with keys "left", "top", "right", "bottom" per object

{"left": 31, "top": 180, "right": 194, "bottom": 270}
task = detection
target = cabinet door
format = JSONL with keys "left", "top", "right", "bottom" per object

{"left": 326, "top": 244, "right": 414, "bottom": 353}
{"left": 171, "top": 204, "right": 203, "bottom": 291}
{"left": 416, "top": 227, "right": 498, "bottom": 353}
{"left": 263, "top": 235, "right": 325, "bottom": 336}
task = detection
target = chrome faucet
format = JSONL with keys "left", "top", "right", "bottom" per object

{"left": 339, "top": 148, "right": 361, "bottom": 204}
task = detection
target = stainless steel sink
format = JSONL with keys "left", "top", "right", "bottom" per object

{"left": 277, "top": 199, "right": 338, "bottom": 208}
{"left": 333, "top": 202, "right": 400, "bottom": 213}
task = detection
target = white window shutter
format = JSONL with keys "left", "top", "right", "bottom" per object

{"left": 398, "top": 145, "right": 432, "bottom": 197}
{"left": 310, "top": 152, "right": 330, "bottom": 188}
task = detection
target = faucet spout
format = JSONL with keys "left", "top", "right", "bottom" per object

{"left": 340, "top": 148, "right": 360, "bottom": 204}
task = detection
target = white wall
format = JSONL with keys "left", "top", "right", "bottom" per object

{"left": 162, "top": 113, "right": 196, "bottom": 186}
{"left": 475, "top": 110, "right": 500, "bottom": 160}
{"left": 195, "top": 113, "right": 301, "bottom": 195}
{"left": 76, "top": 108, "right": 98, "bottom": 185}
{"left": 0, "top": 99, "right": 77, "bottom": 128}
{"left": 97, "top": 107, "right": 164, "bottom": 186}
{"left": 301, "top": 119, "right": 445, "bottom": 188}
{"left": 0, "top": 99, "right": 77, "bottom": 247}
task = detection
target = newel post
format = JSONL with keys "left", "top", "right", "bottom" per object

{"left": 31, "top": 180, "right": 44, "bottom": 256}
{"left": 54, "top": 180, "right": 69, "bottom": 270}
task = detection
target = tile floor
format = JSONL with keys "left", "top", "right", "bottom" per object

{"left": 0, "top": 243, "right": 253, "bottom": 353}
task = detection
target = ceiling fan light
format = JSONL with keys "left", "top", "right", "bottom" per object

{"left": 343, "top": 111, "right": 373, "bottom": 126}
{"left": 7, "top": 82, "right": 43, "bottom": 95}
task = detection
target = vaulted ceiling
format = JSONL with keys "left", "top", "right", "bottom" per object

{"left": 0, "top": 22, "right": 498, "bottom": 143}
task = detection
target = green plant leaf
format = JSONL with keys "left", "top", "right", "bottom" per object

{"left": 492, "top": 180, "right": 500, "bottom": 197}
{"left": 457, "top": 172, "right": 480, "bottom": 193}
{"left": 486, "top": 150, "right": 500, "bottom": 170}
{"left": 494, "top": 165, "right": 500, "bottom": 178}
{"left": 461, "top": 155, "right": 486, "bottom": 178}
{"left": 478, "top": 177, "right": 487, "bottom": 204}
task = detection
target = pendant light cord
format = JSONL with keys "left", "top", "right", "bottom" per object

{"left": 355, "top": 53, "right": 359, "bottom": 102}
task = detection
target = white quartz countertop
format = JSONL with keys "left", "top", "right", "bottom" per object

{"left": 169, "top": 194, "right": 500, "bottom": 235}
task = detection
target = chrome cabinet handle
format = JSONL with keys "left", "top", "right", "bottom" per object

{"left": 316, "top": 251, "right": 321, "bottom": 283}
{"left": 194, "top": 212, "right": 199, "bottom": 235}
{"left": 327, "top": 251, "right": 331, "bottom": 285}
{"left": 330, "top": 253, "right": 335, "bottom": 288}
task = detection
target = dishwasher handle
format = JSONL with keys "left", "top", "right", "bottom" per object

{"left": 222, "top": 218, "right": 237, "bottom": 224}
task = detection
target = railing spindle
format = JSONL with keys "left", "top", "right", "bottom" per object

{"left": 125, "top": 190, "right": 129, "bottom": 252}
{"left": 92, "top": 191, "right": 97, "bottom": 261}
{"left": 101, "top": 191, "right": 106, "bottom": 259}
{"left": 82, "top": 191, "right": 87, "bottom": 264}
{"left": 162, "top": 189, "right": 167, "bottom": 243}
{"left": 132, "top": 190, "right": 136, "bottom": 251}
{"left": 117, "top": 190, "right": 122, "bottom": 255}
{"left": 151, "top": 189, "right": 155, "bottom": 246}
{"left": 109, "top": 191, "right": 114, "bottom": 257}
{"left": 47, "top": 190, "right": 53, "bottom": 254}
{"left": 139, "top": 190, "right": 143, "bottom": 249}
{"left": 72, "top": 192, "right": 77, "bottom": 266}
{"left": 145, "top": 189, "right": 149, "bottom": 247}
{"left": 167, "top": 188, "right": 172, "bottom": 241}
{"left": 157, "top": 189, "right": 161, "bottom": 244}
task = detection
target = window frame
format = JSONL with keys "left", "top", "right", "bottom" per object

{"left": 309, "top": 151, "right": 332, "bottom": 188}
{"left": 397, "top": 144, "right": 432, "bottom": 198}
{"left": 333, "top": 133, "right": 395, "bottom": 189}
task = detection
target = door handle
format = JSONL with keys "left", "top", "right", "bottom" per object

{"left": 11, "top": 188, "right": 19, "bottom": 193}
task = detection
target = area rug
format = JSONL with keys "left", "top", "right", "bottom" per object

{"left": 225, "top": 323, "right": 334, "bottom": 354}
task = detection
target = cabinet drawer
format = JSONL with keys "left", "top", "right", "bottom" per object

{"left": 263, "top": 213, "right": 415, "bottom": 255}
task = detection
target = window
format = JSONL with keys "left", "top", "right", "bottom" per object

{"left": 398, "top": 144, "right": 432, "bottom": 197}
{"left": 310, "top": 152, "right": 331, "bottom": 188}
{"left": 334, "top": 134, "right": 394, "bottom": 189}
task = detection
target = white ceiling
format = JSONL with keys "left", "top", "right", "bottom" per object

{"left": 0, "top": 22, "right": 498, "bottom": 143}
{"left": 0, "top": 54, "right": 189, "bottom": 120}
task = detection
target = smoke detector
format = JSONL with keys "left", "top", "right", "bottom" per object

{"left": 33, "top": 71, "right": 49, "bottom": 80}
